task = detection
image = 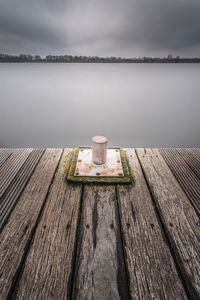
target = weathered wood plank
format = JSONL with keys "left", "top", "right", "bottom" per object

{"left": 117, "top": 149, "right": 187, "bottom": 300}
{"left": 159, "top": 148, "right": 200, "bottom": 214}
{"left": 176, "top": 148, "right": 200, "bottom": 179}
{"left": 0, "top": 148, "right": 62, "bottom": 299}
{"left": 0, "top": 148, "right": 33, "bottom": 198}
{"left": 0, "top": 149, "right": 45, "bottom": 232}
{"left": 14, "top": 150, "right": 82, "bottom": 300}
{"left": 137, "top": 148, "right": 200, "bottom": 299}
{"left": 189, "top": 148, "right": 200, "bottom": 159}
{"left": 187, "top": 148, "right": 200, "bottom": 167}
{"left": 0, "top": 148, "right": 13, "bottom": 168}
{"left": 73, "top": 185, "right": 129, "bottom": 300}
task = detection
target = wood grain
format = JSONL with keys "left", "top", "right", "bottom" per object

{"left": 0, "top": 148, "right": 13, "bottom": 168}
{"left": 0, "top": 149, "right": 44, "bottom": 231}
{"left": 14, "top": 150, "right": 82, "bottom": 300}
{"left": 0, "top": 147, "right": 199, "bottom": 300}
{"left": 137, "top": 148, "right": 200, "bottom": 299}
{"left": 176, "top": 148, "right": 200, "bottom": 179}
{"left": 117, "top": 149, "right": 187, "bottom": 300}
{"left": 0, "top": 148, "right": 33, "bottom": 198}
{"left": 188, "top": 148, "right": 200, "bottom": 161}
{"left": 0, "top": 148, "right": 62, "bottom": 299}
{"left": 73, "top": 184, "right": 129, "bottom": 300}
{"left": 159, "top": 148, "right": 200, "bottom": 214}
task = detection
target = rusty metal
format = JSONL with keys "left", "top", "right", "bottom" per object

{"left": 67, "top": 147, "right": 133, "bottom": 184}
{"left": 74, "top": 148, "right": 124, "bottom": 177}
{"left": 92, "top": 136, "right": 107, "bottom": 165}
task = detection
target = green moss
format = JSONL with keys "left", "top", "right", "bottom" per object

{"left": 118, "top": 185, "right": 127, "bottom": 192}
{"left": 65, "top": 147, "right": 134, "bottom": 184}
{"left": 62, "top": 150, "right": 73, "bottom": 174}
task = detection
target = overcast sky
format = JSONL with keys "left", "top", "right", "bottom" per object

{"left": 0, "top": 0, "right": 200, "bottom": 57}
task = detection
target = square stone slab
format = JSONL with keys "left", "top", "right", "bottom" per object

{"left": 67, "top": 148, "right": 133, "bottom": 184}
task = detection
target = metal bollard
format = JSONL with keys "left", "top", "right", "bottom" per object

{"left": 92, "top": 136, "right": 107, "bottom": 165}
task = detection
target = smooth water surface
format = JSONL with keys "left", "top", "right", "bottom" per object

{"left": 0, "top": 63, "right": 199, "bottom": 147}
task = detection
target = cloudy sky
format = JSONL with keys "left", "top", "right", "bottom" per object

{"left": 0, "top": 0, "right": 200, "bottom": 57}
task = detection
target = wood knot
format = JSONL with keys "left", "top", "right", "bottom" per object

{"left": 110, "top": 223, "right": 114, "bottom": 229}
{"left": 86, "top": 224, "right": 90, "bottom": 229}
{"left": 150, "top": 223, "right": 154, "bottom": 229}
{"left": 127, "top": 223, "right": 130, "bottom": 228}
{"left": 169, "top": 223, "right": 173, "bottom": 227}
{"left": 66, "top": 223, "right": 71, "bottom": 230}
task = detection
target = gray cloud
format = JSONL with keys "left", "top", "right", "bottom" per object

{"left": 0, "top": 0, "right": 200, "bottom": 56}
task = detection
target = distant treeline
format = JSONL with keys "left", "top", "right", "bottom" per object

{"left": 0, "top": 53, "right": 200, "bottom": 63}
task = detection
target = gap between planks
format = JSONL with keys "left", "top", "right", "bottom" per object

{"left": 136, "top": 148, "right": 200, "bottom": 299}
{"left": 0, "top": 149, "right": 63, "bottom": 299}
{"left": 0, "top": 149, "right": 33, "bottom": 198}
{"left": 0, "top": 149, "right": 45, "bottom": 232}
{"left": 72, "top": 184, "right": 130, "bottom": 300}
{"left": 116, "top": 149, "right": 187, "bottom": 300}
{"left": 159, "top": 148, "right": 200, "bottom": 216}
{"left": 0, "top": 148, "right": 199, "bottom": 300}
{"left": 13, "top": 149, "right": 83, "bottom": 300}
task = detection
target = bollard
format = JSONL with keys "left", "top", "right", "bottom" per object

{"left": 67, "top": 136, "right": 132, "bottom": 183}
{"left": 92, "top": 136, "right": 107, "bottom": 165}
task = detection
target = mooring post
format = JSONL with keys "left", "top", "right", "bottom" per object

{"left": 92, "top": 136, "right": 107, "bottom": 165}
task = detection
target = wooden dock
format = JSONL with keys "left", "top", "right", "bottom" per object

{"left": 0, "top": 148, "right": 199, "bottom": 300}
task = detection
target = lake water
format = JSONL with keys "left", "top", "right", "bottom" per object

{"left": 0, "top": 63, "right": 199, "bottom": 147}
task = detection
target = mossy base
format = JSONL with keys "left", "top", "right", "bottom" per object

{"left": 66, "top": 148, "right": 134, "bottom": 184}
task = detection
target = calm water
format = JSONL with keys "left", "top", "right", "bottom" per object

{"left": 0, "top": 63, "right": 200, "bottom": 147}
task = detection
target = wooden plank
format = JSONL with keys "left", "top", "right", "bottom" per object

{"left": 137, "top": 148, "right": 200, "bottom": 299}
{"left": 14, "top": 150, "right": 82, "bottom": 300}
{"left": 0, "top": 148, "right": 33, "bottom": 198}
{"left": 175, "top": 148, "right": 200, "bottom": 179}
{"left": 178, "top": 148, "right": 200, "bottom": 178}
{"left": 117, "top": 149, "right": 187, "bottom": 300}
{"left": 0, "top": 149, "right": 45, "bottom": 231}
{"left": 188, "top": 148, "right": 200, "bottom": 166}
{"left": 159, "top": 148, "right": 200, "bottom": 214}
{"left": 0, "top": 148, "right": 25, "bottom": 175}
{"left": 0, "top": 148, "right": 62, "bottom": 299}
{"left": 73, "top": 185, "right": 129, "bottom": 300}
{"left": 189, "top": 148, "right": 200, "bottom": 159}
{"left": 0, "top": 148, "right": 13, "bottom": 168}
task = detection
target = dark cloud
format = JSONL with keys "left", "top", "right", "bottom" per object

{"left": 0, "top": 0, "right": 200, "bottom": 56}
